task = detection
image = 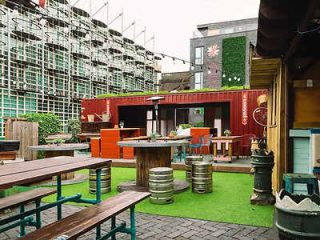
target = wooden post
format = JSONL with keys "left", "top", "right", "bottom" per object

{"left": 228, "top": 142, "right": 233, "bottom": 162}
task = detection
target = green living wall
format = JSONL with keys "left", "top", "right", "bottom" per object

{"left": 221, "top": 36, "right": 246, "bottom": 87}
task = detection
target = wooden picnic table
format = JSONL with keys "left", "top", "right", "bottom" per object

{"left": 0, "top": 156, "right": 111, "bottom": 235}
{"left": 211, "top": 136, "right": 242, "bottom": 163}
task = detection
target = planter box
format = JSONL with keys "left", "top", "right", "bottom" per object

{"left": 0, "top": 140, "right": 20, "bottom": 152}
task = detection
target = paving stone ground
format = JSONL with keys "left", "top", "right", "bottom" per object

{"left": 0, "top": 204, "right": 278, "bottom": 240}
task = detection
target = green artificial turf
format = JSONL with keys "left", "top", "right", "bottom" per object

{"left": 42, "top": 168, "right": 274, "bottom": 227}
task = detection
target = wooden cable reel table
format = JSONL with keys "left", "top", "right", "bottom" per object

{"left": 117, "top": 140, "right": 190, "bottom": 192}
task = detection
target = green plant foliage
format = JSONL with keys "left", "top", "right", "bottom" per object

{"left": 19, "top": 113, "right": 61, "bottom": 144}
{"left": 96, "top": 86, "right": 249, "bottom": 99}
{"left": 194, "top": 122, "right": 204, "bottom": 127}
{"left": 53, "top": 138, "right": 64, "bottom": 144}
{"left": 222, "top": 36, "right": 246, "bottom": 87}
{"left": 179, "top": 124, "right": 192, "bottom": 129}
{"left": 67, "top": 119, "right": 81, "bottom": 143}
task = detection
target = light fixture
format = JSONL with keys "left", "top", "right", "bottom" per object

{"left": 234, "top": 76, "right": 237, "bottom": 80}
{"left": 85, "top": 32, "right": 91, "bottom": 41}
{"left": 12, "top": 8, "right": 19, "bottom": 18}
{"left": 222, "top": 74, "right": 226, "bottom": 78}
{"left": 63, "top": 27, "right": 69, "bottom": 34}
{"left": 228, "top": 78, "right": 231, "bottom": 81}
{"left": 208, "top": 70, "right": 211, "bottom": 74}
{"left": 39, "top": 18, "right": 47, "bottom": 26}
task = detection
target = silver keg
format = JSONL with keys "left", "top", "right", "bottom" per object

{"left": 149, "top": 167, "right": 174, "bottom": 204}
{"left": 192, "top": 162, "right": 212, "bottom": 193}
{"left": 185, "top": 156, "right": 203, "bottom": 182}
{"left": 89, "top": 164, "right": 111, "bottom": 194}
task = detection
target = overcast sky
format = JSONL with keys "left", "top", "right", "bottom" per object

{"left": 69, "top": 0, "right": 260, "bottom": 72}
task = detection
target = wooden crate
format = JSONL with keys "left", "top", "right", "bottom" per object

{"left": 5, "top": 119, "right": 38, "bottom": 161}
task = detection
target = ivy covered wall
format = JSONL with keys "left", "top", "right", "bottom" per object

{"left": 221, "top": 36, "right": 246, "bottom": 87}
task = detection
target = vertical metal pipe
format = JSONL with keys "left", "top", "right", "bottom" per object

{"left": 57, "top": 175, "right": 62, "bottom": 220}
{"left": 35, "top": 199, "right": 41, "bottom": 229}
{"left": 96, "top": 168, "right": 102, "bottom": 240}
{"left": 19, "top": 205, "right": 26, "bottom": 236}
{"left": 111, "top": 216, "right": 116, "bottom": 240}
{"left": 130, "top": 206, "right": 136, "bottom": 240}
{"left": 95, "top": 168, "right": 102, "bottom": 203}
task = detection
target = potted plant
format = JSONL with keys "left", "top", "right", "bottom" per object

{"left": 169, "top": 130, "right": 177, "bottom": 138}
{"left": 53, "top": 138, "right": 64, "bottom": 146}
{"left": 150, "top": 132, "right": 157, "bottom": 142}
{"left": 224, "top": 129, "right": 231, "bottom": 136}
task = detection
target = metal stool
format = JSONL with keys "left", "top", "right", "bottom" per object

{"left": 283, "top": 173, "right": 319, "bottom": 195}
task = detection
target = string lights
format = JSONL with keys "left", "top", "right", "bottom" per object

{"left": 156, "top": 52, "right": 221, "bottom": 74}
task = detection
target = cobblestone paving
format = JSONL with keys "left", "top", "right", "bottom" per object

{"left": 0, "top": 204, "right": 278, "bottom": 240}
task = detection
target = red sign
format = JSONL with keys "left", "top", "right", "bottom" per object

{"left": 242, "top": 92, "right": 248, "bottom": 125}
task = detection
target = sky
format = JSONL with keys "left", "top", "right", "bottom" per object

{"left": 69, "top": 0, "right": 260, "bottom": 73}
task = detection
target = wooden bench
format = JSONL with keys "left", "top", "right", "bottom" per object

{"left": 20, "top": 191, "right": 150, "bottom": 240}
{"left": 0, "top": 188, "right": 56, "bottom": 236}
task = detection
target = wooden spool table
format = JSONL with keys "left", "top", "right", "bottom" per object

{"left": 117, "top": 140, "right": 190, "bottom": 192}
{"left": 28, "top": 143, "right": 89, "bottom": 180}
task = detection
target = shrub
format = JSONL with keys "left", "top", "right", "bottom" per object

{"left": 194, "top": 122, "right": 204, "bottom": 127}
{"left": 67, "top": 119, "right": 81, "bottom": 143}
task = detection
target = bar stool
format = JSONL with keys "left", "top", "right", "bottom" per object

{"left": 283, "top": 173, "right": 319, "bottom": 195}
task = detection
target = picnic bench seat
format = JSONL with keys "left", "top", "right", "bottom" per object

{"left": 20, "top": 191, "right": 151, "bottom": 240}
{"left": 0, "top": 188, "right": 56, "bottom": 236}
{"left": 0, "top": 188, "right": 56, "bottom": 211}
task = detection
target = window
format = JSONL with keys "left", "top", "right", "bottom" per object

{"left": 195, "top": 47, "right": 203, "bottom": 65}
{"left": 194, "top": 72, "right": 203, "bottom": 90}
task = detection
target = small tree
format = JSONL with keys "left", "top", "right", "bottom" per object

{"left": 67, "top": 119, "right": 81, "bottom": 143}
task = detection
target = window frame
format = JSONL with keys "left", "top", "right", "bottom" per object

{"left": 195, "top": 46, "right": 204, "bottom": 65}
{"left": 194, "top": 71, "right": 203, "bottom": 90}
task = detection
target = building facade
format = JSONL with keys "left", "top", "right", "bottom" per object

{"left": 159, "top": 71, "right": 191, "bottom": 91}
{"left": 190, "top": 18, "right": 257, "bottom": 90}
{"left": 0, "top": 0, "right": 161, "bottom": 136}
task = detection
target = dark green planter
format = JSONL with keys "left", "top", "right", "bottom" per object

{"left": 276, "top": 204, "right": 320, "bottom": 239}
{"left": 250, "top": 151, "right": 275, "bottom": 205}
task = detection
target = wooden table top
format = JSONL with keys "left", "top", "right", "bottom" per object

{"left": 28, "top": 143, "right": 89, "bottom": 151}
{"left": 77, "top": 133, "right": 101, "bottom": 138}
{"left": 118, "top": 140, "right": 189, "bottom": 148}
{"left": 211, "top": 136, "right": 242, "bottom": 141}
{"left": 158, "top": 135, "right": 191, "bottom": 141}
{"left": 0, "top": 157, "right": 111, "bottom": 189}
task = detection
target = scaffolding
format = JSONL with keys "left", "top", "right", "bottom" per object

{"left": 0, "top": 1, "right": 162, "bottom": 136}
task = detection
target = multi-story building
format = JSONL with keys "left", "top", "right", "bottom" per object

{"left": 0, "top": 0, "right": 161, "bottom": 135}
{"left": 190, "top": 18, "right": 257, "bottom": 89}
